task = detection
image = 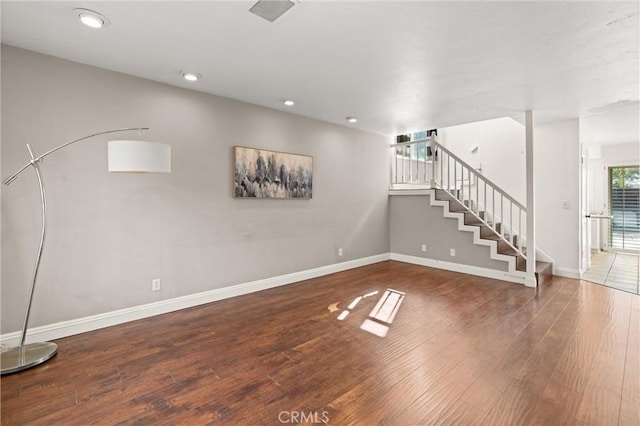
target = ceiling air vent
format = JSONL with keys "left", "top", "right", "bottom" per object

{"left": 249, "top": 0, "right": 295, "bottom": 22}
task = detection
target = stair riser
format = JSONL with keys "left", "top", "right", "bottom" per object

{"left": 435, "top": 189, "right": 460, "bottom": 201}
{"left": 464, "top": 213, "right": 484, "bottom": 225}
{"left": 448, "top": 201, "right": 468, "bottom": 212}
{"left": 496, "top": 240, "right": 513, "bottom": 253}
{"left": 478, "top": 227, "right": 519, "bottom": 247}
{"left": 479, "top": 226, "right": 494, "bottom": 239}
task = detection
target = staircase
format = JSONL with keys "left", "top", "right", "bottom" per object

{"left": 391, "top": 135, "right": 552, "bottom": 286}
{"left": 432, "top": 189, "right": 552, "bottom": 285}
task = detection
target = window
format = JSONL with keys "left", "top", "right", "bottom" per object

{"left": 394, "top": 129, "right": 437, "bottom": 160}
{"left": 609, "top": 166, "right": 640, "bottom": 251}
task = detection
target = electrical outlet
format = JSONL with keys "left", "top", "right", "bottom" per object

{"left": 450, "top": 248, "right": 456, "bottom": 257}
{"left": 338, "top": 248, "right": 343, "bottom": 257}
{"left": 152, "top": 279, "right": 161, "bottom": 292}
{"left": 421, "top": 244, "right": 427, "bottom": 252}
{"left": 562, "top": 200, "right": 569, "bottom": 209}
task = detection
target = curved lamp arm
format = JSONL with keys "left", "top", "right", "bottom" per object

{"left": 2, "top": 127, "right": 149, "bottom": 186}
{"left": 0, "top": 126, "right": 150, "bottom": 375}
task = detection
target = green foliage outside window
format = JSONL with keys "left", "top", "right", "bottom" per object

{"left": 610, "top": 166, "right": 640, "bottom": 189}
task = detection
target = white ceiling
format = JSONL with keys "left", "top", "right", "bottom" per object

{"left": 581, "top": 101, "right": 639, "bottom": 146}
{"left": 1, "top": 1, "right": 639, "bottom": 136}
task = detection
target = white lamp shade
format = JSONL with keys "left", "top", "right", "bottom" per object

{"left": 108, "top": 140, "right": 171, "bottom": 173}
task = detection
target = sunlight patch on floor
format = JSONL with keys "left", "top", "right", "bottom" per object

{"left": 334, "top": 289, "right": 406, "bottom": 337}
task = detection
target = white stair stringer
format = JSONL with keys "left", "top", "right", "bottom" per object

{"left": 426, "top": 189, "right": 528, "bottom": 285}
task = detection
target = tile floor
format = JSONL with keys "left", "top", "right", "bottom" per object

{"left": 582, "top": 251, "right": 640, "bottom": 294}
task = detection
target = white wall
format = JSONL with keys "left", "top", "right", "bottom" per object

{"left": 534, "top": 119, "right": 581, "bottom": 274}
{"left": 1, "top": 46, "right": 391, "bottom": 333}
{"left": 601, "top": 143, "right": 640, "bottom": 165}
{"left": 439, "top": 117, "right": 526, "bottom": 204}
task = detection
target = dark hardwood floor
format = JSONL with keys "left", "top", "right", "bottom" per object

{"left": 1, "top": 261, "right": 638, "bottom": 425}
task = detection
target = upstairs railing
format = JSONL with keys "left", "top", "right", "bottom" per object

{"left": 390, "top": 136, "right": 527, "bottom": 260}
{"left": 390, "top": 139, "right": 433, "bottom": 185}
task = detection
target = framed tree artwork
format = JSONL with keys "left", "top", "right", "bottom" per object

{"left": 233, "top": 146, "right": 313, "bottom": 199}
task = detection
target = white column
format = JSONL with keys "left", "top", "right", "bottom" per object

{"left": 525, "top": 110, "right": 537, "bottom": 287}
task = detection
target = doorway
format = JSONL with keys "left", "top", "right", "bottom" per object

{"left": 608, "top": 166, "right": 640, "bottom": 252}
{"left": 582, "top": 164, "right": 640, "bottom": 294}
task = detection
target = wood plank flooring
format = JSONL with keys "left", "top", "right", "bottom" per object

{"left": 1, "top": 260, "right": 638, "bottom": 425}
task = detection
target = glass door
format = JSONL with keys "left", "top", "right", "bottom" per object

{"left": 609, "top": 166, "right": 640, "bottom": 252}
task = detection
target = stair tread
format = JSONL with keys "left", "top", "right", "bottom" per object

{"left": 449, "top": 204, "right": 468, "bottom": 212}
{"left": 499, "top": 247, "right": 525, "bottom": 257}
{"left": 464, "top": 215, "right": 484, "bottom": 224}
{"left": 482, "top": 233, "right": 515, "bottom": 241}
{"left": 434, "top": 190, "right": 457, "bottom": 200}
{"left": 480, "top": 223, "right": 501, "bottom": 230}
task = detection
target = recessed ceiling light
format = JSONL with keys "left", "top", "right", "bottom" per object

{"left": 283, "top": 100, "right": 295, "bottom": 106}
{"left": 346, "top": 116, "right": 358, "bottom": 123}
{"left": 181, "top": 71, "right": 202, "bottom": 82}
{"left": 74, "top": 8, "right": 109, "bottom": 28}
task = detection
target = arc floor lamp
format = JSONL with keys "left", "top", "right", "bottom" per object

{"left": 1, "top": 127, "right": 171, "bottom": 375}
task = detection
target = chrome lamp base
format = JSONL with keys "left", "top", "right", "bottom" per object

{"left": 1, "top": 342, "right": 58, "bottom": 375}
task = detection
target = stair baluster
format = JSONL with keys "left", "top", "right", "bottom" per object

{"left": 428, "top": 136, "right": 528, "bottom": 269}
{"left": 390, "top": 135, "right": 531, "bottom": 272}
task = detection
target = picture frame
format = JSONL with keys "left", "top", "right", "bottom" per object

{"left": 233, "top": 146, "right": 313, "bottom": 199}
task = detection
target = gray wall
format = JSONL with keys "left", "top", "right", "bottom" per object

{"left": 1, "top": 46, "right": 390, "bottom": 333}
{"left": 390, "top": 195, "right": 508, "bottom": 272}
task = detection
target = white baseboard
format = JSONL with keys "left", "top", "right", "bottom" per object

{"left": 390, "top": 253, "right": 528, "bottom": 285}
{"left": 553, "top": 266, "right": 580, "bottom": 279}
{"left": 0, "top": 253, "right": 391, "bottom": 348}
